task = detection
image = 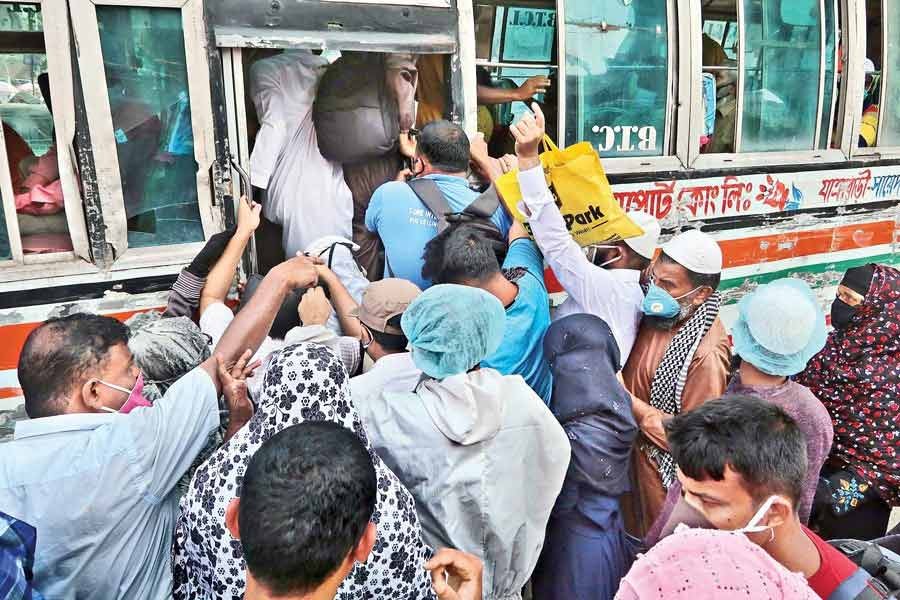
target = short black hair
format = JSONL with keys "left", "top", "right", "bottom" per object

{"left": 658, "top": 251, "right": 721, "bottom": 291}
{"left": 18, "top": 313, "right": 130, "bottom": 418}
{"left": 370, "top": 315, "right": 408, "bottom": 351}
{"left": 666, "top": 395, "right": 807, "bottom": 507}
{"left": 239, "top": 421, "right": 377, "bottom": 596}
{"left": 417, "top": 120, "right": 470, "bottom": 173}
{"left": 421, "top": 224, "right": 501, "bottom": 284}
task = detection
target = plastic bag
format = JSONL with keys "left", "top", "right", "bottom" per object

{"left": 495, "top": 135, "right": 644, "bottom": 246}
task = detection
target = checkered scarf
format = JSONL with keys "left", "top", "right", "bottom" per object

{"left": 644, "top": 293, "right": 720, "bottom": 489}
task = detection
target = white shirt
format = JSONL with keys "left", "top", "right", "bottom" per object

{"left": 249, "top": 51, "right": 353, "bottom": 257}
{"left": 0, "top": 368, "right": 218, "bottom": 599}
{"left": 518, "top": 166, "right": 644, "bottom": 365}
{"left": 350, "top": 352, "right": 422, "bottom": 407}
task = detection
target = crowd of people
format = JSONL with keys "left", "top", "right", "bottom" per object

{"left": 1, "top": 95, "right": 899, "bottom": 600}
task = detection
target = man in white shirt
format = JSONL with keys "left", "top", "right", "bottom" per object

{"left": 0, "top": 256, "right": 320, "bottom": 599}
{"left": 512, "top": 104, "right": 661, "bottom": 365}
{"left": 316, "top": 269, "right": 423, "bottom": 400}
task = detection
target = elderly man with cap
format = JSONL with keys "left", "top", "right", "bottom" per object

{"left": 619, "top": 227, "right": 731, "bottom": 537}
{"left": 510, "top": 104, "right": 661, "bottom": 365}
{"left": 357, "top": 284, "right": 569, "bottom": 600}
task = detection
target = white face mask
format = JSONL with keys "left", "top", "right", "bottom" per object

{"left": 733, "top": 495, "right": 779, "bottom": 535}
{"left": 584, "top": 244, "right": 622, "bottom": 268}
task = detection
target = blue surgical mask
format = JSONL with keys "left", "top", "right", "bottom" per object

{"left": 642, "top": 283, "right": 700, "bottom": 318}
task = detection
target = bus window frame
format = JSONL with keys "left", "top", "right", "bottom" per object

{"left": 69, "top": 0, "right": 221, "bottom": 271}
{"left": 554, "top": 0, "right": 686, "bottom": 175}
{"left": 850, "top": 0, "right": 900, "bottom": 158}
{"left": 0, "top": 0, "right": 93, "bottom": 276}
{"left": 690, "top": 0, "right": 851, "bottom": 170}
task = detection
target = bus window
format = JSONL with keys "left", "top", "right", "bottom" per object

{"left": 701, "top": 0, "right": 838, "bottom": 155}
{"left": 474, "top": 3, "right": 558, "bottom": 156}
{"left": 741, "top": 0, "right": 832, "bottom": 152}
{"left": 0, "top": 2, "right": 73, "bottom": 257}
{"left": 880, "top": 2, "right": 900, "bottom": 146}
{"left": 702, "top": 2, "right": 738, "bottom": 154}
{"left": 563, "top": 0, "right": 670, "bottom": 158}
{"left": 96, "top": 6, "right": 204, "bottom": 249}
{"left": 863, "top": 0, "right": 900, "bottom": 148}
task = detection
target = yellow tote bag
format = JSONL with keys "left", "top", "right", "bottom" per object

{"left": 495, "top": 136, "right": 644, "bottom": 246}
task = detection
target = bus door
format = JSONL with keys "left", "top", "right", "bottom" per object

{"left": 207, "top": 0, "right": 461, "bottom": 275}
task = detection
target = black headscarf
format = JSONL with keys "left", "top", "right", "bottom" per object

{"left": 543, "top": 314, "right": 638, "bottom": 497}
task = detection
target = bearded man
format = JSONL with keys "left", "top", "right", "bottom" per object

{"left": 620, "top": 229, "right": 731, "bottom": 537}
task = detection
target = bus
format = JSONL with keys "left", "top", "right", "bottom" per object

{"left": 0, "top": 0, "right": 897, "bottom": 413}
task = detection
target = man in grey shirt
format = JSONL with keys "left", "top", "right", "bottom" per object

{"left": 0, "top": 255, "right": 320, "bottom": 599}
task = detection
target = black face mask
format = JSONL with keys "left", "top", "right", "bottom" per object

{"left": 830, "top": 298, "right": 857, "bottom": 330}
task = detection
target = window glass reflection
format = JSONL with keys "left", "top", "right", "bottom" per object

{"left": 97, "top": 6, "right": 203, "bottom": 248}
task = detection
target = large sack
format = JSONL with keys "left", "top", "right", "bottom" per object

{"left": 314, "top": 53, "right": 417, "bottom": 165}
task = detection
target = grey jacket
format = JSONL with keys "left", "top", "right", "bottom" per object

{"left": 357, "top": 369, "right": 570, "bottom": 600}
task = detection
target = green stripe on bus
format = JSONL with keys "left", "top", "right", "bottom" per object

{"left": 719, "top": 252, "right": 900, "bottom": 295}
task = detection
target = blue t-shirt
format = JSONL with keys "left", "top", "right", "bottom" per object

{"left": 482, "top": 238, "right": 553, "bottom": 403}
{"left": 365, "top": 174, "right": 512, "bottom": 289}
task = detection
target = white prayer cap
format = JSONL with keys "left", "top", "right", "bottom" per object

{"left": 661, "top": 229, "right": 723, "bottom": 275}
{"left": 864, "top": 58, "right": 876, "bottom": 74}
{"left": 623, "top": 212, "right": 662, "bottom": 260}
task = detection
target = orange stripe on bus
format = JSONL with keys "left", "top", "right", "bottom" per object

{"left": 0, "top": 308, "right": 158, "bottom": 372}
{"left": 719, "top": 220, "right": 895, "bottom": 268}
{"left": 0, "top": 387, "right": 22, "bottom": 400}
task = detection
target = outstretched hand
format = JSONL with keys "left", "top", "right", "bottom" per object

{"left": 510, "top": 103, "right": 546, "bottom": 161}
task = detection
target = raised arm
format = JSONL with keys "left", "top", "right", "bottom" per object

{"left": 199, "top": 255, "right": 321, "bottom": 394}
{"left": 510, "top": 104, "right": 616, "bottom": 309}
{"left": 317, "top": 266, "right": 363, "bottom": 339}
{"left": 200, "top": 196, "right": 261, "bottom": 313}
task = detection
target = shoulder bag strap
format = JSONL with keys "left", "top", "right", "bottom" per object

{"left": 408, "top": 178, "right": 452, "bottom": 232}
{"left": 465, "top": 184, "right": 501, "bottom": 218}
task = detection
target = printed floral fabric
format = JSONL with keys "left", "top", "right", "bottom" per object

{"left": 171, "top": 342, "right": 435, "bottom": 599}
{"left": 797, "top": 265, "right": 900, "bottom": 506}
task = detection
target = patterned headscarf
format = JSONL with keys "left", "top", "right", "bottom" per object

{"left": 796, "top": 264, "right": 900, "bottom": 506}
{"left": 172, "top": 343, "right": 435, "bottom": 600}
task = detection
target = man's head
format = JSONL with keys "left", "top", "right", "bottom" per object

{"left": 18, "top": 313, "right": 137, "bottom": 418}
{"left": 421, "top": 224, "right": 503, "bottom": 288}
{"left": 352, "top": 278, "right": 421, "bottom": 361}
{"left": 226, "top": 422, "right": 377, "bottom": 599}
{"left": 587, "top": 212, "right": 661, "bottom": 271}
{"left": 666, "top": 396, "right": 807, "bottom": 545}
{"left": 414, "top": 120, "right": 470, "bottom": 176}
{"left": 644, "top": 230, "right": 722, "bottom": 330}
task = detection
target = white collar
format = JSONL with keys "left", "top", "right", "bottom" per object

{"left": 15, "top": 412, "right": 116, "bottom": 440}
